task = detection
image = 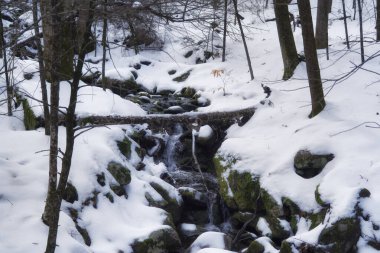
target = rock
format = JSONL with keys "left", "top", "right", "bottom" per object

{"left": 140, "top": 60, "right": 152, "bottom": 66}
{"left": 139, "top": 96, "right": 151, "bottom": 103}
{"left": 107, "top": 162, "right": 131, "bottom": 186}
{"left": 246, "top": 240, "right": 265, "bottom": 253}
{"left": 173, "top": 70, "right": 191, "bottom": 82}
{"left": 150, "top": 182, "right": 182, "bottom": 223}
{"left": 96, "top": 172, "right": 106, "bottom": 186}
{"left": 318, "top": 217, "right": 361, "bottom": 253}
{"left": 261, "top": 190, "right": 283, "bottom": 217}
{"left": 358, "top": 188, "right": 371, "bottom": 198}
{"left": 131, "top": 227, "right": 182, "bottom": 253}
{"left": 294, "top": 150, "right": 334, "bottom": 179}
{"left": 117, "top": 138, "right": 132, "bottom": 160}
{"left": 110, "top": 184, "right": 127, "bottom": 198}
{"left": 181, "top": 103, "right": 198, "bottom": 112}
{"left": 179, "top": 187, "right": 208, "bottom": 208}
{"left": 197, "top": 125, "right": 214, "bottom": 145}
{"left": 62, "top": 182, "right": 78, "bottom": 203}
{"left": 264, "top": 215, "right": 291, "bottom": 242}
{"left": 186, "top": 232, "right": 232, "bottom": 253}
{"left": 164, "top": 106, "right": 186, "bottom": 114}
{"left": 279, "top": 241, "right": 294, "bottom": 253}
{"left": 184, "top": 50, "right": 193, "bottom": 58}
{"left": 314, "top": 185, "right": 329, "bottom": 207}
{"left": 168, "top": 69, "right": 177, "bottom": 75}
{"left": 308, "top": 209, "right": 327, "bottom": 230}
{"left": 181, "top": 87, "right": 197, "bottom": 98}
{"left": 230, "top": 212, "right": 257, "bottom": 230}
{"left": 101, "top": 77, "right": 143, "bottom": 96}
{"left": 179, "top": 223, "right": 208, "bottom": 248}
{"left": 22, "top": 99, "right": 37, "bottom": 130}
{"left": 23, "top": 72, "right": 34, "bottom": 80}
{"left": 133, "top": 63, "right": 141, "bottom": 70}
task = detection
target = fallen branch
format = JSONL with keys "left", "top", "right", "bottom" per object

{"left": 76, "top": 106, "right": 256, "bottom": 128}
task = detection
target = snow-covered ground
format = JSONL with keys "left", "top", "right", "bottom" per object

{"left": 1, "top": 0, "right": 380, "bottom": 252}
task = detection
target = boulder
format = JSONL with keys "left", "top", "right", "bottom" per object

{"left": 131, "top": 227, "right": 182, "bottom": 253}
{"left": 62, "top": 182, "right": 78, "bottom": 203}
{"left": 318, "top": 217, "right": 361, "bottom": 253}
{"left": 294, "top": 150, "right": 334, "bottom": 179}
{"left": 117, "top": 138, "right": 132, "bottom": 160}
{"left": 186, "top": 232, "right": 232, "bottom": 253}
{"left": 150, "top": 182, "right": 182, "bottom": 223}
{"left": 107, "top": 162, "right": 131, "bottom": 186}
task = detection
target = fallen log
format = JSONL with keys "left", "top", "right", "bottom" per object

{"left": 76, "top": 106, "right": 256, "bottom": 128}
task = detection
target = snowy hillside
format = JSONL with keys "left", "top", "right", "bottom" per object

{"left": 1, "top": 0, "right": 380, "bottom": 252}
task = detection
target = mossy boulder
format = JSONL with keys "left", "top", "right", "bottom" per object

{"left": 279, "top": 241, "right": 294, "bottom": 253}
{"left": 294, "top": 150, "right": 334, "bottom": 179}
{"left": 230, "top": 212, "right": 257, "bottom": 230}
{"left": 178, "top": 187, "right": 208, "bottom": 208}
{"left": 315, "top": 185, "right": 329, "bottom": 207}
{"left": 265, "top": 215, "right": 291, "bottom": 241}
{"left": 22, "top": 99, "right": 37, "bottom": 130}
{"left": 117, "top": 138, "right": 132, "bottom": 160}
{"left": 131, "top": 227, "right": 182, "bottom": 253}
{"left": 62, "top": 182, "right": 78, "bottom": 203}
{"left": 107, "top": 162, "right": 131, "bottom": 186}
{"left": 318, "top": 217, "right": 361, "bottom": 253}
{"left": 246, "top": 240, "right": 265, "bottom": 253}
{"left": 261, "top": 190, "right": 283, "bottom": 217}
{"left": 150, "top": 182, "right": 182, "bottom": 223}
{"left": 308, "top": 208, "right": 327, "bottom": 230}
{"left": 180, "top": 87, "right": 197, "bottom": 98}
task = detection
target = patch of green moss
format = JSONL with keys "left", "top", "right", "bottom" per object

{"left": 309, "top": 208, "right": 327, "bottom": 229}
{"left": 107, "top": 161, "right": 131, "bottom": 186}
{"left": 265, "top": 215, "right": 291, "bottom": 241}
{"left": 22, "top": 99, "right": 37, "bottom": 130}
{"left": 247, "top": 240, "right": 265, "bottom": 253}
{"left": 150, "top": 182, "right": 182, "bottom": 223}
{"left": 261, "top": 190, "right": 283, "bottom": 217}
{"left": 315, "top": 185, "right": 329, "bottom": 207}
{"left": 279, "top": 241, "right": 293, "bottom": 253}
{"left": 117, "top": 138, "right": 132, "bottom": 160}
{"left": 131, "top": 227, "right": 181, "bottom": 253}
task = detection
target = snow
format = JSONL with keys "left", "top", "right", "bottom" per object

{"left": 1, "top": 0, "right": 380, "bottom": 252}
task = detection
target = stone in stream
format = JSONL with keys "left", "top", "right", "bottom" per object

{"left": 164, "top": 106, "right": 186, "bottom": 114}
{"left": 294, "top": 150, "right": 334, "bottom": 179}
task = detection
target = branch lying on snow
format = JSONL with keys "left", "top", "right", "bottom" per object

{"left": 330, "top": 122, "right": 380, "bottom": 137}
{"left": 76, "top": 106, "right": 256, "bottom": 128}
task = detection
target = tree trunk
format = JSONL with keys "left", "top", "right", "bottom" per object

{"left": 298, "top": 0, "right": 326, "bottom": 118}
{"left": 274, "top": 0, "right": 299, "bottom": 80}
{"left": 44, "top": 1, "right": 94, "bottom": 252}
{"left": 342, "top": 0, "right": 350, "bottom": 48}
{"left": 377, "top": 0, "right": 380, "bottom": 41}
{"left": 222, "top": 0, "right": 228, "bottom": 62}
{"left": 33, "top": 0, "right": 50, "bottom": 135}
{"left": 101, "top": 0, "right": 107, "bottom": 90}
{"left": 232, "top": 0, "right": 254, "bottom": 80}
{"left": 0, "top": 4, "right": 12, "bottom": 116}
{"left": 315, "top": 0, "right": 330, "bottom": 49}
{"left": 358, "top": 0, "right": 364, "bottom": 63}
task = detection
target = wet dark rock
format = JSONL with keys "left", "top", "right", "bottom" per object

{"left": 318, "top": 217, "right": 361, "bottom": 253}
{"left": 181, "top": 87, "right": 197, "bottom": 98}
{"left": 168, "top": 69, "right": 177, "bottom": 75}
{"left": 230, "top": 212, "right": 257, "bottom": 231}
{"left": 136, "top": 162, "right": 146, "bottom": 171}
{"left": 173, "top": 70, "right": 191, "bottom": 82}
{"left": 140, "top": 60, "right": 152, "bottom": 66}
{"left": 179, "top": 187, "right": 208, "bottom": 208}
{"left": 139, "top": 96, "right": 151, "bottom": 103}
{"left": 294, "top": 150, "right": 334, "bottom": 179}
{"left": 133, "top": 63, "right": 141, "bottom": 70}
{"left": 23, "top": 72, "right": 34, "bottom": 80}
{"left": 63, "top": 182, "right": 78, "bottom": 203}
{"left": 110, "top": 184, "right": 127, "bottom": 198}
{"left": 131, "top": 70, "right": 138, "bottom": 79}
{"left": 96, "top": 172, "right": 106, "bottom": 186}
{"left": 181, "top": 103, "right": 198, "bottom": 112}
{"left": 150, "top": 182, "right": 182, "bottom": 223}
{"left": 184, "top": 51, "right": 193, "bottom": 58}
{"left": 131, "top": 227, "right": 182, "bottom": 253}
{"left": 359, "top": 188, "right": 371, "bottom": 198}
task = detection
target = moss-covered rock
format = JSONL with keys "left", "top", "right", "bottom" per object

{"left": 230, "top": 212, "right": 257, "bottom": 230}
{"left": 246, "top": 240, "right": 265, "bottom": 253}
{"left": 213, "top": 155, "right": 238, "bottom": 210}
{"left": 107, "top": 162, "right": 131, "bottom": 186}
{"left": 265, "top": 215, "right": 291, "bottom": 241}
{"left": 131, "top": 227, "right": 182, "bottom": 253}
{"left": 117, "top": 138, "right": 132, "bottom": 160}
{"left": 294, "top": 150, "right": 334, "bottom": 179}
{"left": 315, "top": 185, "right": 329, "bottom": 207}
{"left": 318, "top": 217, "right": 361, "bottom": 253}
{"left": 22, "top": 99, "right": 37, "bottom": 130}
{"left": 279, "top": 241, "right": 293, "bottom": 253}
{"left": 262, "top": 190, "right": 283, "bottom": 217}
{"left": 180, "top": 87, "right": 197, "bottom": 98}
{"left": 62, "top": 182, "right": 78, "bottom": 203}
{"left": 228, "top": 170, "right": 260, "bottom": 212}
{"left": 150, "top": 182, "right": 182, "bottom": 223}
{"left": 308, "top": 208, "right": 327, "bottom": 230}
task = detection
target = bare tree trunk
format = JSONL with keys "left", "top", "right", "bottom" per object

{"left": 222, "top": 0, "right": 228, "bottom": 62}
{"left": 44, "top": 1, "right": 94, "bottom": 252}
{"left": 298, "top": 0, "right": 326, "bottom": 118}
{"left": 358, "top": 0, "right": 364, "bottom": 63}
{"left": 33, "top": 0, "right": 50, "bottom": 135}
{"left": 376, "top": 0, "right": 380, "bottom": 41}
{"left": 353, "top": 0, "right": 356, "bottom": 20}
{"left": 342, "top": 0, "right": 350, "bottom": 48}
{"left": 232, "top": 0, "right": 254, "bottom": 80}
{"left": 0, "top": 5, "right": 12, "bottom": 116}
{"left": 315, "top": 0, "right": 329, "bottom": 49}
{"left": 274, "top": 0, "right": 299, "bottom": 80}
{"left": 101, "top": 0, "right": 107, "bottom": 90}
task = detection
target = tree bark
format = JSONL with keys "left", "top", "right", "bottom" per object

{"left": 0, "top": 3, "right": 12, "bottom": 116}
{"left": 377, "top": 0, "right": 380, "bottom": 41}
{"left": 298, "top": 0, "right": 326, "bottom": 118}
{"left": 232, "top": 0, "right": 254, "bottom": 80}
{"left": 274, "top": 0, "right": 299, "bottom": 80}
{"left": 33, "top": 0, "right": 50, "bottom": 135}
{"left": 315, "top": 0, "right": 330, "bottom": 49}
{"left": 358, "top": 0, "right": 364, "bottom": 63}
{"left": 342, "top": 0, "right": 350, "bottom": 48}
{"left": 222, "top": 0, "right": 228, "bottom": 62}
{"left": 101, "top": 0, "right": 107, "bottom": 90}
{"left": 43, "top": 1, "right": 94, "bottom": 252}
